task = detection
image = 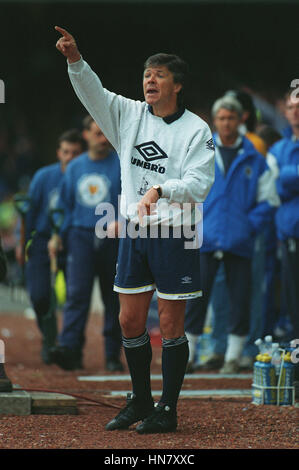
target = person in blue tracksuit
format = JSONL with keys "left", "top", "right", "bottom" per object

{"left": 24, "top": 129, "right": 85, "bottom": 364}
{"left": 269, "top": 91, "right": 299, "bottom": 345}
{"left": 185, "top": 95, "right": 279, "bottom": 374}
{"left": 0, "top": 236, "right": 12, "bottom": 392}
{"left": 48, "top": 115, "right": 123, "bottom": 372}
{"left": 254, "top": 126, "right": 282, "bottom": 340}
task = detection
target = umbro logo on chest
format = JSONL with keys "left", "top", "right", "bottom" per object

{"left": 131, "top": 141, "right": 168, "bottom": 173}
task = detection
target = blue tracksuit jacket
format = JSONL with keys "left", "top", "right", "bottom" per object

{"left": 200, "top": 134, "right": 279, "bottom": 258}
{"left": 269, "top": 137, "right": 299, "bottom": 240}
{"left": 58, "top": 150, "right": 121, "bottom": 234}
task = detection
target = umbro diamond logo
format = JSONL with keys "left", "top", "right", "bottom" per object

{"left": 206, "top": 138, "right": 215, "bottom": 151}
{"left": 135, "top": 141, "right": 168, "bottom": 162}
{"left": 181, "top": 276, "right": 192, "bottom": 284}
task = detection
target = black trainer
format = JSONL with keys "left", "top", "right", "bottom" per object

{"left": 105, "top": 393, "right": 154, "bottom": 431}
{"left": 41, "top": 342, "right": 53, "bottom": 365}
{"left": 136, "top": 402, "right": 177, "bottom": 434}
{"left": 106, "top": 358, "right": 124, "bottom": 372}
{"left": 49, "top": 345, "right": 83, "bottom": 371}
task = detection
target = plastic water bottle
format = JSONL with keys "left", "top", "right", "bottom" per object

{"left": 264, "top": 336, "right": 273, "bottom": 356}
{"left": 279, "top": 352, "right": 295, "bottom": 405}
{"left": 252, "top": 354, "right": 264, "bottom": 405}
{"left": 254, "top": 338, "right": 265, "bottom": 354}
{"left": 261, "top": 354, "right": 277, "bottom": 404}
{"left": 271, "top": 343, "right": 282, "bottom": 376}
{"left": 253, "top": 354, "right": 262, "bottom": 385}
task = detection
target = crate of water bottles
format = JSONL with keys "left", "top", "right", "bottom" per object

{"left": 252, "top": 336, "right": 295, "bottom": 406}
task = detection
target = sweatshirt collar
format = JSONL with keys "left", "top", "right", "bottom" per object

{"left": 148, "top": 105, "right": 185, "bottom": 124}
{"left": 215, "top": 133, "right": 243, "bottom": 148}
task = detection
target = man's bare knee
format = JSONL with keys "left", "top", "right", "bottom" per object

{"left": 158, "top": 298, "right": 186, "bottom": 339}
{"left": 119, "top": 310, "right": 145, "bottom": 338}
{"left": 119, "top": 292, "right": 153, "bottom": 338}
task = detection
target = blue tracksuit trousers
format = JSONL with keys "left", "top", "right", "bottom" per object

{"left": 59, "top": 227, "right": 122, "bottom": 360}
{"left": 184, "top": 251, "right": 252, "bottom": 337}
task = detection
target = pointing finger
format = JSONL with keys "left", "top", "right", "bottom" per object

{"left": 55, "top": 26, "right": 72, "bottom": 39}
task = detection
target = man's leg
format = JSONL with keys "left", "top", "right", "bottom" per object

{"left": 97, "top": 238, "right": 123, "bottom": 371}
{"left": 105, "top": 291, "right": 155, "bottom": 430}
{"left": 241, "top": 234, "right": 265, "bottom": 367}
{"left": 281, "top": 239, "right": 299, "bottom": 396}
{"left": 184, "top": 252, "right": 220, "bottom": 369}
{"left": 220, "top": 253, "right": 252, "bottom": 373}
{"left": 281, "top": 239, "right": 299, "bottom": 339}
{"left": 202, "top": 263, "right": 229, "bottom": 370}
{"left": 158, "top": 298, "right": 188, "bottom": 409}
{"left": 136, "top": 298, "right": 187, "bottom": 433}
{"left": 261, "top": 248, "right": 278, "bottom": 337}
{"left": 51, "top": 228, "right": 95, "bottom": 370}
{"left": 25, "top": 236, "right": 55, "bottom": 363}
{"left": 210, "top": 264, "right": 229, "bottom": 355}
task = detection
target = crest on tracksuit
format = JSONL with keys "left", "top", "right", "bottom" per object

{"left": 244, "top": 166, "right": 253, "bottom": 178}
{"left": 77, "top": 173, "right": 111, "bottom": 207}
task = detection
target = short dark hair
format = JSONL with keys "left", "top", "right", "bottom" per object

{"left": 57, "top": 128, "right": 85, "bottom": 150}
{"left": 225, "top": 89, "right": 257, "bottom": 132}
{"left": 144, "top": 53, "right": 189, "bottom": 106}
{"left": 82, "top": 114, "right": 95, "bottom": 130}
{"left": 256, "top": 124, "right": 281, "bottom": 150}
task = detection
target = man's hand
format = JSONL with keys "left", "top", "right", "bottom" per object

{"left": 137, "top": 187, "right": 159, "bottom": 226}
{"left": 55, "top": 26, "right": 81, "bottom": 64}
{"left": 48, "top": 234, "right": 63, "bottom": 259}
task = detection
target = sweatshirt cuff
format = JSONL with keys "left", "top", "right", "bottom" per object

{"left": 160, "top": 181, "right": 176, "bottom": 199}
{"left": 67, "top": 56, "right": 84, "bottom": 72}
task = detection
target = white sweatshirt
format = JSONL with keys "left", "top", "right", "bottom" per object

{"left": 68, "top": 57, "right": 215, "bottom": 226}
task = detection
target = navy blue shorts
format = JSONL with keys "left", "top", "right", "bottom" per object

{"left": 114, "top": 224, "right": 201, "bottom": 300}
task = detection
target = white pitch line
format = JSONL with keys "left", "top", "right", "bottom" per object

{"left": 103, "top": 390, "right": 252, "bottom": 398}
{"left": 77, "top": 373, "right": 252, "bottom": 382}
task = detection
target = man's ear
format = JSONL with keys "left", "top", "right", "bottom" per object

{"left": 174, "top": 83, "right": 183, "bottom": 95}
{"left": 82, "top": 129, "right": 89, "bottom": 141}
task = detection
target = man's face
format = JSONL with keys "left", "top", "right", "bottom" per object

{"left": 143, "top": 65, "right": 182, "bottom": 108}
{"left": 57, "top": 140, "right": 83, "bottom": 167}
{"left": 83, "top": 121, "right": 110, "bottom": 155}
{"left": 214, "top": 108, "right": 241, "bottom": 140}
{"left": 285, "top": 97, "right": 299, "bottom": 128}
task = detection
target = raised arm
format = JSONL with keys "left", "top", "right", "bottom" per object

{"left": 55, "top": 26, "right": 140, "bottom": 152}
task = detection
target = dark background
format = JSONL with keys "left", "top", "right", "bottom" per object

{"left": 1, "top": 1, "right": 299, "bottom": 166}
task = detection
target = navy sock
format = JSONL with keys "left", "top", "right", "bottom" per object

{"left": 160, "top": 336, "right": 189, "bottom": 411}
{"left": 122, "top": 330, "right": 153, "bottom": 405}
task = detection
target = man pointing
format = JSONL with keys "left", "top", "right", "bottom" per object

{"left": 55, "top": 26, "right": 215, "bottom": 433}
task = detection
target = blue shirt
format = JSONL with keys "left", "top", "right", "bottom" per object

{"left": 58, "top": 150, "right": 121, "bottom": 233}
{"left": 25, "top": 162, "right": 64, "bottom": 240}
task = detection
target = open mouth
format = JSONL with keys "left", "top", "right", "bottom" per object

{"left": 146, "top": 89, "right": 159, "bottom": 95}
